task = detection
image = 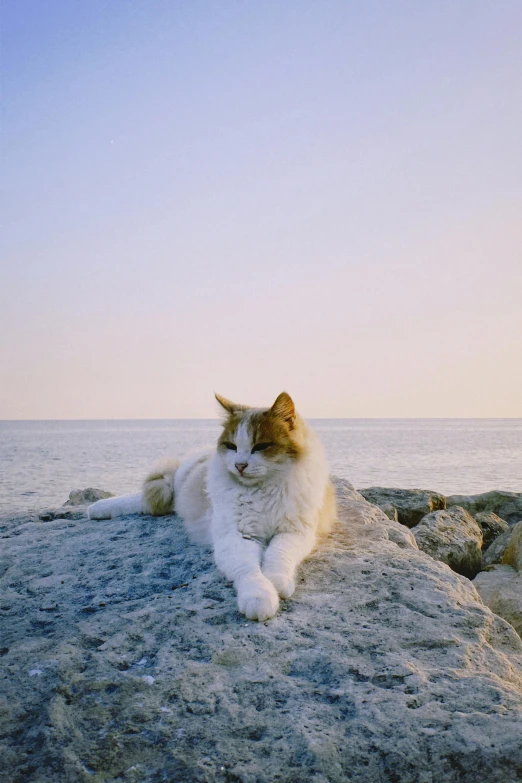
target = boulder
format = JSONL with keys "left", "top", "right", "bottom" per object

{"left": 474, "top": 511, "right": 510, "bottom": 549}
{"left": 1, "top": 481, "right": 522, "bottom": 783}
{"left": 411, "top": 506, "right": 483, "bottom": 579}
{"left": 482, "top": 529, "right": 514, "bottom": 569}
{"left": 64, "top": 488, "right": 114, "bottom": 506}
{"left": 474, "top": 565, "right": 522, "bottom": 638}
{"left": 358, "top": 487, "right": 446, "bottom": 527}
{"left": 375, "top": 501, "right": 398, "bottom": 522}
{"left": 39, "top": 490, "right": 114, "bottom": 520}
{"left": 38, "top": 508, "right": 85, "bottom": 522}
{"left": 447, "top": 490, "right": 522, "bottom": 526}
{"left": 502, "top": 521, "right": 522, "bottom": 572}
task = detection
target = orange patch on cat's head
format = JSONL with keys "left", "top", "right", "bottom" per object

{"left": 215, "top": 391, "right": 305, "bottom": 460}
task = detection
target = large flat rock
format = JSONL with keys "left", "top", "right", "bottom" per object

{"left": 1, "top": 480, "right": 522, "bottom": 783}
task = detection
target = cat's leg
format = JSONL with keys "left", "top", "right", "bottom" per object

{"left": 212, "top": 525, "right": 279, "bottom": 621}
{"left": 88, "top": 493, "right": 146, "bottom": 519}
{"left": 262, "top": 529, "right": 316, "bottom": 599}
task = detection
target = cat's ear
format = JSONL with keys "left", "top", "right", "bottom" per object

{"left": 270, "top": 392, "right": 296, "bottom": 428}
{"left": 214, "top": 393, "right": 246, "bottom": 416}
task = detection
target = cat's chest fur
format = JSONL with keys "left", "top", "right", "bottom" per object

{"left": 208, "top": 462, "right": 310, "bottom": 543}
{"left": 228, "top": 483, "right": 294, "bottom": 542}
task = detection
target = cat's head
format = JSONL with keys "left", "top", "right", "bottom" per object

{"left": 215, "top": 392, "right": 305, "bottom": 483}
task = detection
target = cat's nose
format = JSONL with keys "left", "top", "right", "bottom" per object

{"left": 235, "top": 462, "right": 248, "bottom": 475}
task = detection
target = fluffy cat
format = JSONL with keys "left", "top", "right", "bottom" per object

{"left": 89, "top": 392, "right": 336, "bottom": 621}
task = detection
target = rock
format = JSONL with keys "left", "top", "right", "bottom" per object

{"left": 474, "top": 564, "right": 519, "bottom": 603}
{"left": 1, "top": 480, "right": 522, "bottom": 782}
{"left": 411, "top": 506, "right": 483, "bottom": 579}
{"left": 502, "top": 521, "right": 522, "bottom": 572}
{"left": 474, "top": 511, "right": 510, "bottom": 549}
{"left": 482, "top": 529, "right": 514, "bottom": 569}
{"left": 474, "top": 565, "right": 522, "bottom": 638}
{"left": 64, "top": 488, "right": 114, "bottom": 506}
{"left": 358, "top": 487, "right": 446, "bottom": 528}
{"left": 447, "top": 490, "right": 522, "bottom": 526}
{"left": 376, "top": 501, "right": 399, "bottom": 522}
{"left": 38, "top": 508, "right": 85, "bottom": 522}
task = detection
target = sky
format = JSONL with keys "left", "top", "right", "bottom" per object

{"left": 1, "top": 1, "right": 521, "bottom": 419}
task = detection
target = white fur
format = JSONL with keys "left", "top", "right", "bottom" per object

{"left": 88, "top": 416, "right": 333, "bottom": 621}
{"left": 173, "top": 450, "right": 212, "bottom": 546}
{"left": 207, "top": 422, "right": 330, "bottom": 620}
{"left": 88, "top": 492, "right": 145, "bottom": 519}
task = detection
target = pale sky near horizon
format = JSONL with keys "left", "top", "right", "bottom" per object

{"left": 1, "top": 1, "right": 521, "bottom": 419}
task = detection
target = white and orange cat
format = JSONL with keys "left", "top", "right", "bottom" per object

{"left": 89, "top": 392, "right": 336, "bottom": 621}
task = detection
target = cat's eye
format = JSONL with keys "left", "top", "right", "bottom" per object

{"left": 224, "top": 442, "right": 237, "bottom": 451}
{"left": 252, "top": 443, "right": 272, "bottom": 453}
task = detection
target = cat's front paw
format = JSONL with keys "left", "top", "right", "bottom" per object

{"left": 264, "top": 571, "right": 296, "bottom": 599}
{"left": 237, "top": 579, "right": 279, "bottom": 621}
{"left": 88, "top": 499, "right": 112, "bottom": 520}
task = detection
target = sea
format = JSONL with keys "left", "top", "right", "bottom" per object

{"left": 1, "top": 419, "right": 521, "bottom": 516}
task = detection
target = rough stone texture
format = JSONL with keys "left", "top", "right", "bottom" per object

{"left": 502, "top": 521, "right": 522, "bottom": 572}
{"left": 374, "top": 501, "right": 398, "bottom": 522}
{"left": 482, "top": 529, "right": 514, "bottom": 569}
{"left": 1, "top": 480, "right": 522, "bottom": 783}
{"left": 411, "top": 507, "right": 483, "bottom": 580}
{"left": 447, "top": 491, "right": 522, "bottom": 526}
{"left": 39, "top": 508, "right": 86, "bottom": 522}
{"left": 474, "top": 565, "right": 522, "bottom": 638}
{"left": 474, "top": 511, "right": 509, "bottom": 550}
{"left": 65, "top": 488, "right": 114, "bottom": 506}
{"left": 358, "top": 487, "right": 446, "bottom": 528}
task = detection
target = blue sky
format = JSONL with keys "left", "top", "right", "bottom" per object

{"left": 1, "top": 1, "right": 521, "bottom": 418}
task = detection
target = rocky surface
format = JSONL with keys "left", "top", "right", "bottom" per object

{"left": 372, "top": 501, "right": 398, "bottom": 522}
{"left": 482, "top": 528, "right": 514, "bottom": 569}
{"left": 1, "top": 481, "right": 522, "bottom": 783}
{"left": 358, "top": 487, "right": 446, "bottom": 528}
{"left": 474, "top": 511, "right": 509, "bottom": 550}
{"left": 411, "top": 507, "right": 483, "bottom": 580}
{"left": 474, "top": 566, "right": 522, "bottom": 638}
{"left": 473, "top": 523, "right": 522, "bottom": 642}
{"left": 502, "top": 521, "right": 522, "bottom": 572}
{"left": 447, "top": 490, "right": 522, "bottom": 526}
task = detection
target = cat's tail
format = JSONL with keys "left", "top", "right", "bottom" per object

{"left": 88, "top": 459, "right": 180, "bottom": 520}
{"left": 142, "top": 458, "right": 180, "bottom": 515}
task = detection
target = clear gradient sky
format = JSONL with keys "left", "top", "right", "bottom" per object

{"left": 1, "top": 1, "right": 521, "bottom": 419}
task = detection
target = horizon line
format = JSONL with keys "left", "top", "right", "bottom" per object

{"left": 1, "top": 416, "right": 521, "bottom": 423}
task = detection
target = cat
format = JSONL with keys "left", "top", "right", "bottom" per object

{"left": 89, "top": 392, "right": 336, "bottom": 621}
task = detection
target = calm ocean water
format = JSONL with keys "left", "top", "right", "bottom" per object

{"left": 1, "top": 419, "right": 521, "bottom": 516}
